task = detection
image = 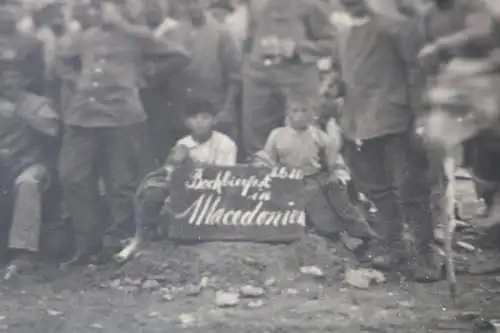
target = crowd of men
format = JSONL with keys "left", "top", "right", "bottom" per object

{"left": 0, "top": 0, "right": 499, "bottom": 284}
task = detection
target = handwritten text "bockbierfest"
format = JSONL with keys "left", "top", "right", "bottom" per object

{"left": 184, "top": 167, "right": 303, "bottom": 197}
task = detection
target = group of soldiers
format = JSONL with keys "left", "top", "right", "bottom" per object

{"left": 0, "top": 0, "right": 499, "bottom": 283}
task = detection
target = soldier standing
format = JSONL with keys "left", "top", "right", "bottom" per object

{"left": 58, "top": 0, "right": 189, "bottom": 265}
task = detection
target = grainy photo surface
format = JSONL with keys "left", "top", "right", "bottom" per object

{"left": 0, "top": 0, "right": 498, "bottom": 332}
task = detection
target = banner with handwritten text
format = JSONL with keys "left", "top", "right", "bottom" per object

{"left": 169, "top": 164, "right": 306, "bottom": 242}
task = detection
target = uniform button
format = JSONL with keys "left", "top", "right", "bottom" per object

{"left": 94, "top": 67, "right": 102, "bottom": 73}
{"left": 93, "top": 82, "right": 99, "bottom": 87}
{"left": 89, "top": 97, "right": 96, "bottom": 102}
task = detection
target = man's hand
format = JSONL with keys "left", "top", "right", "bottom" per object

{"left": 332, "top": 168, "right": 350, "bottom": 186}
{"left": 168, "top": 145, "right": 190, "bottom": 165}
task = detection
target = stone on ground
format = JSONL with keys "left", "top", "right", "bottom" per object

{"left": 215, "top": 291, "right": 240, "bottom": 307}
{"left": 344, "top": 268, "right": 386, "bottom": 289}
{"left": 113, "top": 233, "right": 351, "bottom": 290}
{"left": 239, "top": 285, "right": 265, "bottom": 298}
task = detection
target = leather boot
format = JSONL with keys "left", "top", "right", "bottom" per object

{"left": 4, "top": 252, "right": 36, "bottom": 280}
{"left": 371, "top": 240, "right": 407, "bottom": 271}
{"left": 411, "top": 245, "right": 443, "bottom": 282}
{"left": 402, "top": 194, "right": 443, "bottom": 281}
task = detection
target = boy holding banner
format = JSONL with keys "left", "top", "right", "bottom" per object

{"left": 261, "top": 91, "right": 379, "bottom": 246}
{"left": 115, "top": 97, "right": 237, "bottom": 262}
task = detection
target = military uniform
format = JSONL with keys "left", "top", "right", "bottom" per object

{"left": 58, "top": 4, "right": 190, "bottom": 262}
{"left": 0, "top": 54, "right": 59, "bottom": 269}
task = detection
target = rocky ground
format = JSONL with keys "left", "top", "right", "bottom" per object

{"left": 0, "top": 177, "right": 499, "bottom": 333}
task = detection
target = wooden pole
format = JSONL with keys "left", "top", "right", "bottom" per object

{"left": 443, "top": 155, "right": 457, "bottom": 299}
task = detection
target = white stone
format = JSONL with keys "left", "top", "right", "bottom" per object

{"left": 300, "top": 266, "right": 324, "bottom": 277}
{"left": 239, "top": 285, "right": 265, "bottom": 298}
{"left": 247, "top": 300, "right": 266, "bottom": 309}
{"left": 178, "top": 313, "right": 196, "bottom": 326}
{"left": 185, "top": 284, "right": 202, "bottom": 296}
{"left": 344, "top": 268, "right": 386, "bottom": 289}
{"left": 142, "top": 280, "right": 160, "bottom": 290}
{"left": 215, "top": 291, "right": 240, "bottom": 307}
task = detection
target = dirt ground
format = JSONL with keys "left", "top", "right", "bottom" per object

{"left": 0, "top": 178, "right": 499, "bottom": 333}
{"left": 0, "top": 244, "right": 499, "bottom": 333}
{"left": 0, "top": 253, "right": 499, "bottom": 333}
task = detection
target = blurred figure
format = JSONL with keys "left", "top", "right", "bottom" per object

{"left": 417, "top": 1, "right": 499, "bottom": 225}
{"left": 401, "top": 0, "right": 483, "bottom": 233}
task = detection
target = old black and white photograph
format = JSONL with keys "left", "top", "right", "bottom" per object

{"left": 0, "top": 0, "right": 498, "bottom": 331}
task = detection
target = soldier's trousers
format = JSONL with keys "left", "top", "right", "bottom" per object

{"left": 1, "top": 164, "right": 49, "bottom": 254}
{"left": 343, "top": 132, "right": 434, "bottom": 253}
{"left": 59, "top": 123, "right": 155, "bottom": 252}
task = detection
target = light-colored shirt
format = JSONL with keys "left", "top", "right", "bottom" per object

{"left": 263, "top": 125, "right": 339, "bottom": 176}
{"left": 176, "top": 131, "right": 237, "bottom": 166}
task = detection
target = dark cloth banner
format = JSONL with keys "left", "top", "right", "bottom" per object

{"left": 169, "top": 164, "right": 306, "bottom": 242}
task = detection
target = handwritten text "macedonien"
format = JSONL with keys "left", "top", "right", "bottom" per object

{"left": 174, "top": 194, "right": 306, "bottom": 227}
{"left": 184, "top": 167, "right": 303, "bottom": 197}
